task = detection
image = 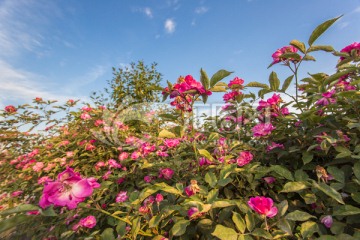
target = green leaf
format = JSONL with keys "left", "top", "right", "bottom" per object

{"left": 290, "top": 39, "right": 306, "bottom": 53}
{"left": 0, "top": 215, "right": 30, "bottom": 233}
{"left": 171, "top": 219, "right": 190, "bottom": 236}
{"left": 308, "top": 16, "right": 342, "bottom": 46}
{"left": 245, "top": 82, "right": 269, "bottom": 89}
{"left": 277, "top": 218, "right": 292, "bottom": 235}
{"left": 212, "top": 224, "right": 238, "bottom": 240}
{"left": 210, "top": 70, "right": 233, "bottom": 88}
{"left": 149, "top": 214, "right": 162, "bottom": 228}
{"left": 333, "top": 205, "right": 360, "bottom": 216}
{"left": 252, "top": 228, "right": 273, "bottom": 239}
{"left": 207, "top": 189, "right": 219, "bottom": 204}
{"left": 211, "top": 200, "right": 236, "bottom": 209}
{"left": 232, "top": 212, "right": 246, "bottom": 234}
{"left": 279, "top": 52, "right": 302, "bottom": 61}
{"left": 269, "top": 71, "right": 280, "bottom": 91}
{"left": 300, "top": 221, "right": 319, "bottom": 238}
{"left": 200, "top": 68, "right": 210, "bottom": 89}
{"left": 116, "top": 220, "right": 127, "bottom": 237}
{"left": 277, "top": 200, "right": 288, "bottom": 217}
{"left": 158, "top": 129, "right": 176, "bottom": 138}
{"left": 41, "top": 206, "right": 58, "bottom": 216}
{"left": 281, "top": 181, "right": 308, "bottom": 193}
{"left": 302, "top": 151, "right": 314, "bottom": 164}
{"left": 154, "top": 182, "right": 183, "bottom": 196}
{"left": 210, "top": 86, "right": 228, "bottom": 92}
{"left": 312, "top": 181, "right": 345, "bottom": 204}
{"left": 327, "top": 166, "right": 345, "bottom": 183}
{"left": 202, "top": 93, "right": 208, "bottom": 104}
{"left": 303, "top": 55, "right": 316, "bottom": 61}
{"left": 285, "top": 210, "right": 316, "bottom": 221}
{"left": 354, "top": 162, "right": 360, "bottom": 180}
{"left": 219, "top": 164, "right": 237, "bottom": 180}
{"left": 308, "top": 45, "right": 335, "bottom": 52}
{"left": 323, "top": 69, "right": 355, "bottom": 86}
{"left": 0, "top": 204, "right": 39, "bottom": 216}
{"left": 271, "top": 165, "right": 294, "bottom": 181}
{"left": 198, "top": 149, "right": 214, "bottom": 161}
{"left": 335, "top": 146, "right": 352, "bottom": 159}
{"left": 205, "top": 172, "right": 217, "bottom": 188}
{"left": 197, "top": 219, "right": 215, "bottom": 234}
{"left": 217, "top": 178, "right": 232, "bottom": 187}
{"left": 101, "top": 228, "right": 115, "bottom": 240}
{"left": 245, "top": 213, "right": 255, "bottom": 231}
{"left": 281, "top": 75, "right": 294, "bottom": 92}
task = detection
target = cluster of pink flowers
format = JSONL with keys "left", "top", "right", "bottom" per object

{"left": 138, "top": 194, "right": 164, "bottom": 216}
{"left": 271, "top": 45, "right": 300, "bottom": 64}
{"left": 163, "top": 75, "right": 211, "bottom": 112}
{"left": 223, "top": 77, "right": 244, "bottom": 103}
{"left": 316, "top": 90, "right": 336, "bottom": 106}
{"left": 9, "top": 149, "right": 39, "bottom": 170}
{"left": 248, "top": 196, "right": 278, "bottom": 218}
{"left": 257, "top": 93, "right": 289, "bottom": 118}
{"left": 39, "top": 168, "right": 100, "bottom": 210}
{"left": 340, "top": 42, "right": 360, "bottom": 60}
{"left": 4, "top": 105, "right": 17, "bottom": 113}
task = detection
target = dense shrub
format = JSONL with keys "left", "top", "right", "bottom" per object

{"left": 1, "top": 16, "right": 360, "bottom": 239}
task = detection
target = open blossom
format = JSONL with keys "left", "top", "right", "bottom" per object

{"left": 39, "top": 168, "right": 100, "bottom": 210}
{"left": 144, "top": 175, "right": 152, "bottom": 183}
{"left": 79, "top": 215, "right": 97, "bottom": 228}
{"left": 321, "top": 215, "right": 333, "bottom": 228}
{"left": 164, "top": 138, "right": 181, "bottom": 148}
{"left": 33, "top": 162, "right": 44, "bottom": 172}
{"left": 116, "top": 191, "right": 128, "bottom": 203}
{"left": 131, "top": 151, "right": 141, "bottom": 160}
{"left": 118, "top": 152, "right": 129, "bottom": 161}
{"left": 236, "top": 151, "right": 253, "bottom": 167}
{"left": 223, "top": 91, "right": 241, "bottom": 102}
{"left": 266, "top": 142, "right": 285, "bottom": 152}
{"left": 272, "top": 45, "right": 299, "bottom": 64}
{"left": 228, "top": 77, "right": 244, "bottom": 88}
{"left": 80, "top": 113, "right": 91, "bottom": 120}
{"left": 158, "top": 168, "right": 174, "bottom": 180}
{"left": 252, "top": 123, "right": 276, "bottom": 137}
{"left": 38, "top": 176, "right": 52, "bottom": 184}
{"left": 340, "top": 42, "right": 360, "bottom": 60}
{"left": 316, "top": 90, "right": 336, "bottom": 106}
{"left": 108, "top": 159, "right": 122, "bottom": 169}
{"left": 5, "top": 105, "right": 17, "bottom": 113}
{"left": 248, "top": 196, "right": 278, "bottom": 218}
{"left": 155, "top": 194, "right": 164, "bottom": 203}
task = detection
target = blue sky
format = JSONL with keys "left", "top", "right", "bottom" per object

{"left": 1, "top": 0, "right": 360, "bottom": 108}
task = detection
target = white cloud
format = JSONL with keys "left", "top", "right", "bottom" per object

{"left": 195, "top": 6, "right": 208, "bottom": 14}
{"left": 164, "top": 19, "right": 176, "bottom": 34}
{"left": 143, "top": 7, "right": 153, "bottom": 18}
{"left": 338, "top": 21, "right": 349, "bottom": 29}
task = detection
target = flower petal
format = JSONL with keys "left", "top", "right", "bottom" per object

{"left": 266, "top": 206, "right": 278, "bottom": 218}
{"left": 71, "top": 179, "right": 93, "bottom": 198}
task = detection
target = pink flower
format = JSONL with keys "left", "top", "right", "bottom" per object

{"left": 266, "top": 142, "right": 285, "bottom": 152}
{"left": 272, "top": 46, "right": 299, "bottom": 64}
{"left": 199, "top": 157, "right": 212, "bottom": 166}
{"left": 81, "top": 106, "right": 92, "bottom": 112}
{"left": 158, "top": 168, "right": 174, "bottom": 180}
{"left": 5, "top": 105, "right": 17, "bottom": 113}
{"left": 116, "top": 191, "right": 128, "bottom": 203}
{"left": 236, "top": 151, "right": 253, "bottom": 167}
{"left": 80, "top": 113, "right": 91, "bottom": 120}
{"left": 85, "top": 144, "right": 96, "bottom": 151}
{"left": 39, "top": 168, "right": 100, "bottom": 210}
{"left": 131, "top": 151, "right": 141, "bottom": 160}
{"left": 38, "top": 176, "right": 52, "bottom": 185}
{"left": 156, "top": 194, "right": 164, "bottom": 203}
{"left": 164, "top": 138, "right": 181, "bottom": 148}
{"left": 94, "top": 119, "right": 105, "bottom": 126}
{"left": 321, "top": 215, "right": 333, "bottom": 228}
{"left": 156, "top": 150, "right": 169, "bottom": 157}
{"left": 223, "top": 91, "right": 241, "bottom": 102}
{"left": 118, "top": 152, "right": 129, "bottom": 161}
{"left": 66, "top": 151, "right": 74, "bottom": 158}
{"left": 228, "top": 77, "right": 244, "bottom": 88}
{"left": 102, "top": 170, "right": 112, "bottom": 180}
{"left": 316, "top": 90, "right": 336, "bottom": 106}
{"left": 187, "top": 207, "right": 199, "bottom": 218}
{"left": 11, "top": 190, "right": 23, "bottom": 197}
{"left": 144, "top": 176, "right": 152, "bottom": 183}
{"left": 117, "top": 177, "right": 125, "bottom": 184}
{"left": 248, "top": 196, "right": 278, "bottom": 218}
{"left": 79, "top": 216, "right": 97, "bottom": 228}
{"left": 185, "top": 186, "right": 195, "bottom": 196}
{"left": 108, "top": 159, "right": 122, "bottom": 169}
{"left": 340, "top": 42, "right": 360, "bottom": 60}
{"left": 263, "top": 177, "right": 276, "bottom": 184}
{"left": 252, "top": 123, "right": 276, "bottom": 137}
{"left": 26, "top": 210, "right": 40, "bottom": 215}
{"left": 33, "top": 162, "right": 44, "bottom": 172}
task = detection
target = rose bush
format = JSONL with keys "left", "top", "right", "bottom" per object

{"left": 1, "top": 16, "right": 360, "bottom": 239}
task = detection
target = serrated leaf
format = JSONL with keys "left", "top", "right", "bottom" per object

{"left": 232, "top": 212, "right": 246, "bottom": 233}
{"left": 290, "top": 39, "right": 306, "bottom": 53}
{"left": 210, "top": 70, "right": 233, "bottom": 88}
{"left": 212, "top": 224, "right": 238, "bottom": 240}
{"left": 171, "top": 219, "right": 190, "bottom": 236}
{"left": 312, "top": 181, "right": 345, "bottom": 204}
{"left": 354, "top": 162, "right": 360, "bottom": 180}
{"left": 281, "top": 181, "right": 308, "bottom": 192}
{"left": 200, "top": 68, "right": 210, "bottom": 89}
{"left": 219, "top": 164, "right": 237, "bottom": 180}
{"left": 285, "top": 210, "right": 316, "bottom": 221}
{"left": 308, "top": 45, "right": 335, "bottom": 52}
{"left": 281, "top": 75, "right": 294, "bottom": 92}
{"left": 154, "top": 182, "right": 183, "bottom": 196}
{"left": 269, "top": 71, "right": 280, "bottom": 91}
{"left": 211, "top": 200, "right": 235, "bottom": 209}
{"left": 245, "top": 82, "right": 269, "bottom": 89}
{"left": 279, "top": 52, "right": 301, "bottom": 61}
{"left": 277, "top": 200, "right": 288, "bottom": 217}
{"left": 308, "top": 16, "right": 342, "bottom": 46}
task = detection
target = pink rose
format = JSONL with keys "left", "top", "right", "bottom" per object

{"left": 116, "top": 191, "right": 128, "bottom": 203}
{"left": 5, "top": 105, "right": 17, "bottom": 113}
{"left": 248, "top": 196, "right": 278, "bottom": 218}
{"left": 158, "top": 168, "right": 174, "bottom": 180}
{"left": 236, "top": 151, "right": 253, "bottom": 167}
{"left": 321, "top": 215, "right": 333, "bottom": 228}
{"left": 252, "top": 123, "right": 276, "bottom": 137}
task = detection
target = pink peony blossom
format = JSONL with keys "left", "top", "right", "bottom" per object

{"left": 158, "top": 168, "right": 174, "bottom": 180}
{"left": 236, "top": 151, "right": 253, "bottom": 167}
{"left": 79, "top": 215, "right": 97, "bottom": 228}
{"left": 38, "top": 176, "right": 52, "bottom": 185}
{"left": 164, "top": 138, "right": 181, "bottom": 148}
{"left": 144, "top": 175, "right": 152, "bottom": 183}
{"left": 321, "top": 215, "right": 333, "bottom": 228}
{"left": 199, "top": 157, "right": 212, "bottom": 166}
{"left": 228, "top": 77, "right": 244, "bottom": 88}
{"left": 272, "top": 46, "right": 299, "bottom": 64}
{"left": 340, "top": 42, "right": 360, "bottom": 60}
{"left": 116, "top": 191, "right": 128, "bottom": 203}
{"left": 156, "top": 150, "right": 169, "bottom": 157}
{"left": 252, "top": 123, "right": 276, "bottom": 137}
{"left": 223, "top": 91, "right": 241, "bottom": 102}
{"left": 39, "top": 168, "right": 100, "bottom": 210}
{"left": 248, "top": 196, "right": 278, "bottom": 218}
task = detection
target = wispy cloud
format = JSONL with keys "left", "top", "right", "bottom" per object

{"left": 195, "top": 6, "right": 208, "bottom": 14}
{"left": 354, "top": 6, "right": 360, "bottom": 13}
{"left": 143, "top": 7, "right": 153, "bottom": 18}
{"left": 164, "top": 18, "right": 176, "bottom": 34}
{"left": 338, "top": 21, "right": 349, "bottom": 29}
